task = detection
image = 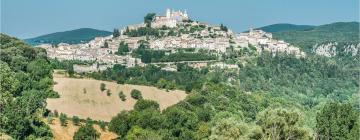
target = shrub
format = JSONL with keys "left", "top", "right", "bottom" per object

{"left": 100, "top": 83, "right": 106, "bottom": 91}
{"left": 54, "top": 110, "right": 59, "bottom": 117}
{"left": 59, "top": 113, "right": 67, "bottom": 126}
{"left": 47, "top": 116, "right": 54, "bottom": 124}
{"left": 134, "top": 99, "right": 160, "bottom": 111}
{"left": 130, "top": 89, "right": 143, "bottom": 100}
{"left": 118, "top": 91, "right": 126, "bottom": 101}
{"left": 107, "top": 89, "right": 112, "bottom": 96}
{"left": 72, "top": 116, "right": 80, "bottom": 126}
{"left": 73, "top": 124, "right": 100, "bottom": 140}
{"left": 99, "top": 121, "right": 106, "bottom": 131}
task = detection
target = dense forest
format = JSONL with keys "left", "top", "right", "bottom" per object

{"left": 0, "top": 34, "right": 56, "bottom": 139}
{"left": 271, "top": 22, "right": 360, "bottom": 51}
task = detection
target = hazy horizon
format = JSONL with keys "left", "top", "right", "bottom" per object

{"left": 1, "top": 0, "right": 359, "bottom": 39}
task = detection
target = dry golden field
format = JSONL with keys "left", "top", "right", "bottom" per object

{"left": 46, "top": 72, "right": 187, "bottom": 121}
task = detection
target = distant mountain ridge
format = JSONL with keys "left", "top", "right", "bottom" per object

{"left": 25, "top": 28, "right": 111, "bottom": 46}
{"left": 256, "top": 22, "right": 359, "bottom": 51}
{"left": 256, "top": 23, "right": 315, "bottom": 33}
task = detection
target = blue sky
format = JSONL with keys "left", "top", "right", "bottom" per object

{"left": 1, "top": 0, "right": 359, "bottom": 39}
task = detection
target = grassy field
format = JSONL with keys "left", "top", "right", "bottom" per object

{"left": 46, "top": 72, "right": 187, "bottom": 121}
{"left": 47, "top": 118, "right": 117, "bottom": 140}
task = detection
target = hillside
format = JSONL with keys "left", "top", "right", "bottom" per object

{"left": 256, "top": 23, "right": 314, "bottom": 33}
{"left": 25, "top": 28, "right": 111, "bottom": 45}
{"left": 47, "top": 71, "right": 187, "bottom": 121}
{"left": 269, "top": 22, "right": 359, "bottom": 50}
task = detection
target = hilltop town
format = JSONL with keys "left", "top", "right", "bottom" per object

{"left": 39, "top": 9, "right": 305, "bottom": 73}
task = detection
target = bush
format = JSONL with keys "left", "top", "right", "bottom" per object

{"left": 73, "top": 124, "right": 100, "bottom": 140}
{"left": 99, "top": 121, "right": 106, "bottom": 131}
{"left": 130, "top": 89, "right": 143, "bottom": 100}
{"left": 59, "top": 113, "right": 67, "bottom": 126}
{"left": 107, "top": 89, "right": 112, "bottom": 96}
{"left": 47, "top": 116, "right": 54, "bottom": 124}
{"left": 118, "top": 91, "right": 126, "bottom": 101}
{"left": 134, "top": 99, "right": 160, "bottom": 111}
{"left": 54, "top": 110, "right": 59, "bottom": 117}
{"left": 72, "top": 116, "right": 80, "bottom": 126}
{"left": 109, "top": 111, "right": 130, "bottom": 137}
{"left": 100, "top": 83, "right": 106, "bottom": 91}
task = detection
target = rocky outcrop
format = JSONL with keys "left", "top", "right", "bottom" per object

{"left": 312, "top": 42, "right": 359, "bottom": 57}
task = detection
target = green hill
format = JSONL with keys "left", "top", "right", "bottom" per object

{"left": 270, "top": 22, "right": 359, "bottom": 51}
{"left": 256, "top": 23, "right": 314, "bottom": 33}
{"left": 25, "top": 28, "right": 111, "bottom": 46}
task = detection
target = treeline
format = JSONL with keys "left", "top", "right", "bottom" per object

{"left": 132, "top": 44, "right": 217, "bottom": 63}
{"left": 124, "top": 27, "right": 160, "bottom": 37}
{"left": 0, "top": 34, "right": 56, "bottom": 139}
{"left": 86, "top": 63, "right": 207, "bottom": 92}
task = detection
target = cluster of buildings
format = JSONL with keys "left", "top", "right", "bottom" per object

{"left": 39, "top": 36, "right": 142, "bottom": 73}
{"left": 39, "top": 8, "right": 306, "bottom": 73}
{"left": 150, "top": 36, "right": 230, "bottom": 53}
{"left": 235, "top": 28, "right": 306, "bottom": 57}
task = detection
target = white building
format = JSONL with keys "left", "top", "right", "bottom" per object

{"left": 151, "top": 9, "right": 189, "bottom": 28}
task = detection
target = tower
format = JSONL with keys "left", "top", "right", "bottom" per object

{"left": 166, "top": 8, "right": 171, "bottom": 18}
{"left": 184, "top": 9, "right": 188, "bottom": 18}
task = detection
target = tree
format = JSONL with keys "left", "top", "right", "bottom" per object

{"left": 0, "top": 61, "right": 19, "bottom": 95}
{"left": 59, "top": 113, "right": 67, "bottom": 126}
{"left": 99, "top": 121, "right": 106, "bottom": 131}
{"left": 72, "top": 116, "right": 80, "bottom": 126}
{"left": 135, "top": 108, "right": 163, "bottom": 130}
{"left": 144, "top": 13, "right": 156, "bottom": 27}
{"left": 67, "top": 64, "right": 74, "bottom": 77}
{"left": 26, "top": 58, "right": 52, "bottom": 81}
{"left": 220, "top": 23, "right": 228, "bottom": 32}
{"left": 130, "top": 89, "right": 143, "bottom": 100}
{"left": 102, "top": 41, "right": 109, "bottom": 48}
{"left": 47, "top": 116, "right": 54, "bottom": 124}
{"left": 113, "top": 28, "right": 120, "bottom": 38}
{"left": 209, "top": 117, "right": 251, "bottom": 140}
{"left": 54, "top": 110, "right": 59, "bottom": 117}
{"left": 73, "top": 124, "right": 100, "bottom": 140}
{"left": 100, "top": 83, "right": 106, "bottom": 92}
{"left": 316, "top": 102, "right": 359, "bottom": 140}
{"left": 118, "top": 91, "right": 126, "bottom": 101}
{"left": 134, "top": 99, "right": 160, "bottom": 111}
{"left": 116, "top": 41, "right": 129, "bottom": 55}
{"left": 109, "top": 111, "right": 131, "bottom": 137}
{"left": 126, "top": 126, "right": 162, "bottom": 140}
{"left": 256, "top": 108, "right": 310, "bottom": 140}
{"left": 106, "top": 89, "right": 112, "bottom": 96}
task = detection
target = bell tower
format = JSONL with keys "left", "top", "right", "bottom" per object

{"left": 166, "top": 8, "right": 171, "bottom": 18}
